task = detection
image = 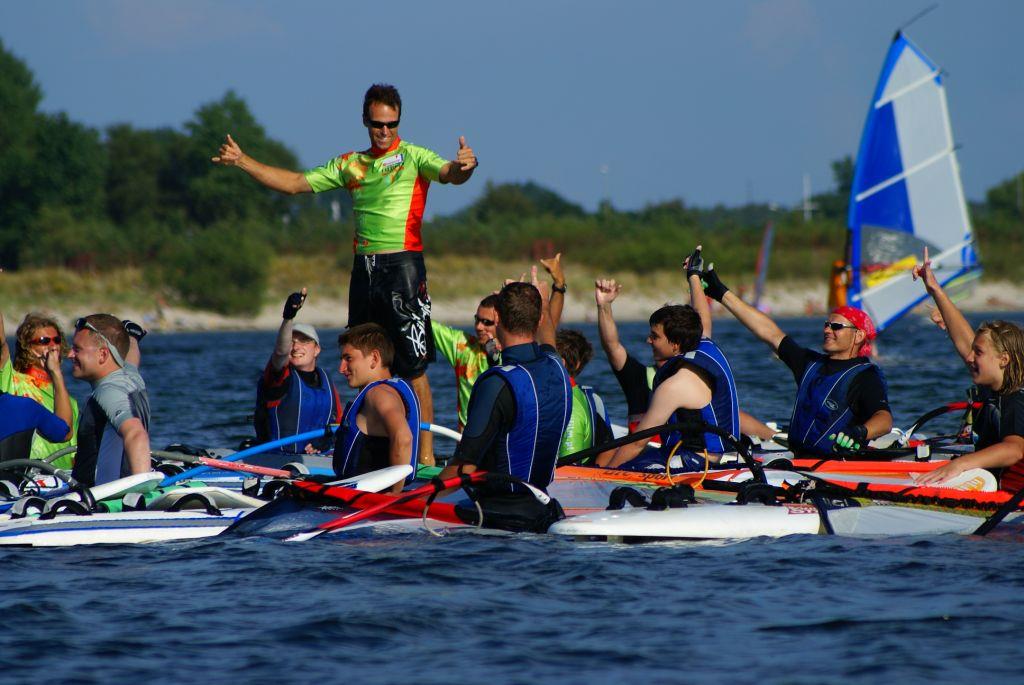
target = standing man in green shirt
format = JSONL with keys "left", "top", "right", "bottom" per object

{"left": 211, "top": 83, "right": 478, "bottom": 466}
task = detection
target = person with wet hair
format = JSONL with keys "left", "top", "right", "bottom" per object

{"left": 914, "top": 249, "right": 1024, "bottom": 490}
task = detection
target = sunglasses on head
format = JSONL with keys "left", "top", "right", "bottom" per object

{"left": 474, "top": 315, "right": 496, "bottom": 327}
{"left": 824, "top": 321, "right": 859, "bottom": 332}
{"left": 367, "top": 119, "right": 400, "bottom": 129}
{"left": 30, "top": 335, "right": 62, "bottom": 345}
{"left": 75, "top": 317, "right": 126, "bottom": 367}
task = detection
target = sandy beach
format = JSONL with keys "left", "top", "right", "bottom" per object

{"left": 6, "top": 279, "right": 1020, "bottom": 334}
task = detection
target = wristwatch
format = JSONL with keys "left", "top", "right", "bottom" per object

{"left": 552, "top": 282, "right": 567, "bottom": 294}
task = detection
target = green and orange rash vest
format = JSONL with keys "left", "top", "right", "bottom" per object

{"left": 431, "top": 322, "right": 496, "bottom": 430}
{"left": 303, "top": 137, "right": 448, "bottom": 255}
{"left": 0, "top": 358, "right": 79, "bottom": 468}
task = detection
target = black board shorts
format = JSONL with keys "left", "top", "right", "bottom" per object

{"left": 348, "top": 251, "right": 435, "bottom": 378}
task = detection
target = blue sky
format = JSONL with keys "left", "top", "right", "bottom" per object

{"left": 2, "top": 0, "right": 1021, "bottom": 218}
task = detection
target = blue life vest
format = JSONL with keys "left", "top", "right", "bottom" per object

{"left": 477, "top": 350, "right": 573, "bottom": 491}
{"left": 789, "top": 359, "right": 883, "bottom": 455}
{"left": 260, "top": 367, "right": 337, "bottom": 454}
{"left": 333, "top": 378, "right": 420, "bottom": 482}
{"left": 652, "top": 338, "right": 740, "bottom": 456}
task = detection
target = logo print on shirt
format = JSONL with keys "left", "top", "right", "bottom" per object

{"left": 380, "top": 153, "right": 405, "bottom": 173}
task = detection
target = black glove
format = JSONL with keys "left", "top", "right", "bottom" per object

{"left": 830, "top": 424, "right": 868, "bottom": 452}
{"left": 282, "top": 291, "right": 306, "bottom": 320}
{"left": 700, "top": 264, "right": 730, "bottom": 302}
{"left": 685, "top": 246, "right": 704, "bottom": 279}
{"left": 122, "top": 320, "right": 147, "bottom": 341}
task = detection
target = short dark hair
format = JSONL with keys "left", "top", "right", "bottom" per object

{"left": 556, "top": 329, "right": 593, "bottom": 377}
{"left": 363, "top": 84, "right": 402, "bottom": 121}
{"left": 14, "top": 313, "right": 69, "bottom": 373}
{"left": 78, "top": 313, "right": 131, "bottom": 358}
{"left": 478, "top": 293, "right": 500, "bottom": 310}
{"left": 649, "top": 305, "right": 702, "bottom": 353}
{"left": 496, "top": 282, "right": 542, "bottom": 336}
{"left": 338, "top": 323, "right": 395, "bottom": 368}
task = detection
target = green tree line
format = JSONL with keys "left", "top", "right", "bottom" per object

{"left": 2, "top": 39, "right": 1021, "bottom": 315}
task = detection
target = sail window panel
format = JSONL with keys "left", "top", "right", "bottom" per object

{"left": 859, "top": 224, "right": 928, "bottom": 269}
{"left": 905, "top": 156, "right": 971, "bottom": 251}
{"left": 856, "top": 103, "right": 904, "bottom": 194}
{"left": 854, "top": 178, "right": 913, "bottom": 236}
{"left": 858, "top": 272, "right": 930, "bottom": 330}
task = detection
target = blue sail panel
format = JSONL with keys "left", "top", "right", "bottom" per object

{"left": 855, "top": 180, "right": 913, "bottom": 236}
{"left": 854, "top": 103, "right": 905, "bottom": 200}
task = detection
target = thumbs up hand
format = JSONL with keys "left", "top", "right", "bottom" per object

{"left": 455, "top": 135, "right": 477, "bottom": 171}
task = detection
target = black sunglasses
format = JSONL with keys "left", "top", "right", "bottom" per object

{"left": 474, "top": 315, "right": 496, "bottom": 327}
{"left": 367, "top": 119, "right": 400, "bottom": 129}
{"left": 30, "top": 335, "right": 62, "bottom": 345}
{"left": 824, "top": 321, "right": 859, "bottom": 332}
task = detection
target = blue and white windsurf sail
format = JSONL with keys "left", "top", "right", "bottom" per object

{"left": 845, "top": 31, "right": 981, "bottom": 332}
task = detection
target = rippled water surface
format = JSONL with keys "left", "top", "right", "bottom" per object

{"left": 3, "top": 314, "right": 1024, "bottom": 684}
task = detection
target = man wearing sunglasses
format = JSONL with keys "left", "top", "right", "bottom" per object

{"left": 212, "top": 83, "right": 477, "bottom": 468}
{"left": 68, "top": 314, "right": 152, "bottom": 487}
{"left": 697, "top": 263, "right": 892, "bottom": 456}
{"left": 431, "top": 294, "right": 502, "bottom": 431}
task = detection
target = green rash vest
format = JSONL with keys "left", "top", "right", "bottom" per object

{"left": 304, "top": 137, "right": 448, "bottom": 255}
{"left": 559, "top": 383, "right": 594, "bottom": 458}
{"left": 431, "top": 322, "right": 495, "bottom": 429}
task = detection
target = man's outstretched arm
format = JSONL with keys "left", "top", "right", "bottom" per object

{"left": 212, "top": 134, "right": 312, "bottom": 195}
{"left": 595, "top": 279, "right": 628, "bottom": 372}
{"left": 701, "top": 266, "right": 786, "bottom": 352}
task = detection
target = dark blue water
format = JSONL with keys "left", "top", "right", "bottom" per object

{"left": 3, "top": 314, "right": 1023, "bottom": 684}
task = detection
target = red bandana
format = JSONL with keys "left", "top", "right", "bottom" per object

{"left": 832, "top": 306, "right": 877, "bottom": 357}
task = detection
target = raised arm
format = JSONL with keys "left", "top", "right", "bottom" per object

{"left": 701, "top": 265, "right": 786, "bottom": 351}
{"left": 212, "top": 134, "right": 312, "bottom": 195}
{"left": 683, "top": 246, "right": 712, "bottom": 338}
{"left": 122, "top": 320, "right": 146, "bottom": 367}
{"left": 540, "top": 252, "right": 566, "bottom": 331}
{"left": 595, "top": 279, "right": 628, "bottom": 371}
{"left": 438, "top": 136, "right": 477, "bottom": 185}
{"left": 42, "top": 349, "right": 74, "bottom": 441}
{"left": 534, "top": 272, "right": 557, "bottom": 349}
{"left": 271, "top": 289, "right": 307, "bottom": 371}
{"left": 912, "top": 246, "right": 974, "bottom": 361}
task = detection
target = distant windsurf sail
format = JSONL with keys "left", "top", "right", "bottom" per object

{"left": 845, "top": 31, "right": 981, "bottom": 332}
{"left": 752, "top": 221, "right": 774, "bottom": 311}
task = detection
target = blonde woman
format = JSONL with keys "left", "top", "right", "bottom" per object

{"left": 914, "top": 248, "right": 1024, "bottom": 490}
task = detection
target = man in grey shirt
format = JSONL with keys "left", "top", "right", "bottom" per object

{"left": 69, "top": 314, "right": 151, "bottom": 487}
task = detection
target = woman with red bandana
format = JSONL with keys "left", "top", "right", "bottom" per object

{"left": 913, "top": 248, "right": 1024, "bottom": 491}
{"left": 696, "top": 262, "right": 893, "bottom": 456}
{"left": 0, "top": 312, "right": 79, "bottom": 468}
